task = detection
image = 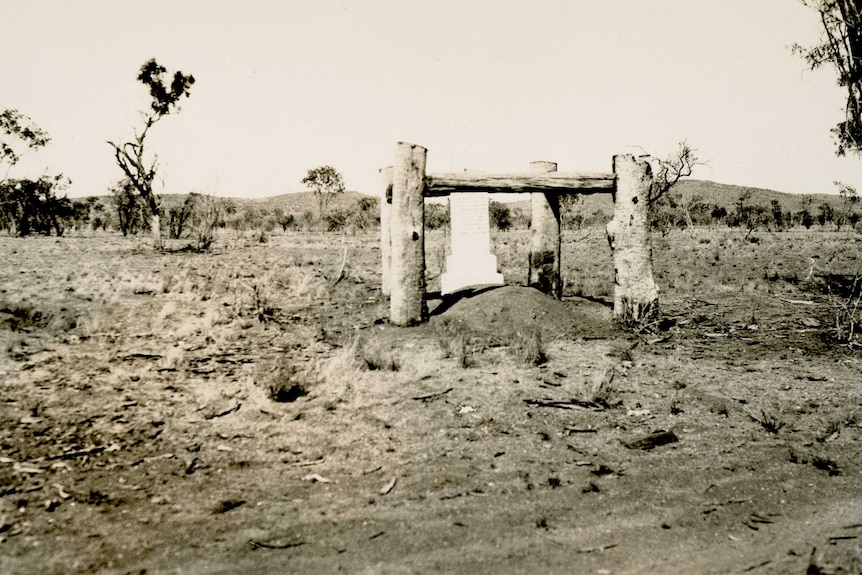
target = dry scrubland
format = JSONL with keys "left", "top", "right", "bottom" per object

{"left": 1, "top": 226, "right": 862, "bottom": 574}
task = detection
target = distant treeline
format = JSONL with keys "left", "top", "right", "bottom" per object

{"left": 2, "top": 180, "right": 859, "bottom": 239}
{"left": 0, "top": 185, "right": 381, "bottom": 238}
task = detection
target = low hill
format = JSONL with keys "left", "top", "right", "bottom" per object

{"left": 77, "top": 180, "right": 844, "bottom": 223}
{"left": 241, "top": 190, "right": 377, "bottom": 215}
{"left": 494, "top": 179, "right": 846, "bottom": 224}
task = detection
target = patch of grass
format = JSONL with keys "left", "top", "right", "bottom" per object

{"left": 535, "top": 516, "right": 550, "bottom": 529}
{"left": 255, "top": 284, "right": 278, "bottom": 323}
{"left": 587, "top": 361, "right": 619, "bottom": 409}
{"left": 811, "top": 455, "right": 841, "bottom": 476}
{"left": 0, "top": 302, "right": 53, "bottom": 331}
{"left": 582, "top": 481, "right": 601, "bottom": 493}
{"left": 511, "top": 326, "right": 547, "bottom": 366}
{"left": 357, "top": 336, "right": 400, "bottom": 371}
{"left": 745, "top": 406, "right": 786, "bottom": 434}
{"left": 432, "top": 318, "right": 474, "bottom": 368}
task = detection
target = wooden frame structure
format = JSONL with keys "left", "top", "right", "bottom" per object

{"left": 381, "top": 141, "right": 659, "bottom": 327}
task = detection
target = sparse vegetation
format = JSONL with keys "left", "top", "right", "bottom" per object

{"left": 2, "top": 189, "right": 862, "bottom": 574}
{"left": 745, "top": 405, "right": 787, "bottom": 434}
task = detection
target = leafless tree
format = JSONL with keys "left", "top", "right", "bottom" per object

{"left": 648, "top": 141, "right": 701, "bottom": 206}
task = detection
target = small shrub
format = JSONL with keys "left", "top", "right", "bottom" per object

{"left": 489, "top": 201, "right": 511, "bottom": 231}
{"left": 189, "top": 194, "right": 223, "bottom": 251}
{"left": 325, "top": 209, "right": 350, "bottom": 233}
{"left": 811, "top": 455, "right": 841, "bottom": 476}
{"left": 250, "top": 284, "right": 277, "bottom": 323}
{"left": 824, "top": 272, "right": 862, "bottom": 346}
{"left": 425, "top": 203, "right": 450, "bottom": 230}
{"left": 745, "top": 406, "right": 785, "bottom": 434}
{"left": 283, "top": 213, "right": 297, "bottom": 231}
{"left": 358, "top": 337, "right": 400, "bottom": 371}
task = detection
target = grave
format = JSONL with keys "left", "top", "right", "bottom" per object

{"left": 440, "top": 191, "right": 505, "bottom": 295}
{"left": 382, "top": 141, "right": 658, "bottom": 327}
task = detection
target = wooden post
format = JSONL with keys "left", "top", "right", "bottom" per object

{"left": 528, "top": 161, "right": 561, "bottom": 298}
{"left": 607, "top": 154, "right": 659, "bottom": 325}
{"left": 379, "top": 166, "right": 393, "bottom": 296}
{"left": 390, "top": 142, "right": 427, "bottom": 326}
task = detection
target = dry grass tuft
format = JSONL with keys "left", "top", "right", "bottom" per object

{"left": 511, "top": 326, "right": 547, "bottom": 366}
{"left": 432, "top": 318, "right": 474, "bottom": 368}
{"left": 587, "top": 360, "right": 619, "bottom": 409}
{"left": 357, "top": 335, "right": 400, "bottom": 371}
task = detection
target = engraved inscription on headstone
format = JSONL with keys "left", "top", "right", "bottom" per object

{"left": 440, "top": 192, "right": 505, "bottom": 295}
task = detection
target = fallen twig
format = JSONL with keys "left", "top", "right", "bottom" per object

{"left": 411, "top": 388, "right": 453, "bottom": 402}
{"left": 287, "top": 457, "right": 325, "bottom": 468}
{"left": 204, "top": 402, "right": 241, "bottom": 420}
{"left": 623, "top": 430, "right": 679, "bottom": 450}
{"left": 249, "top": 539, "right": 304, "bottom": 550}
{"left": 741, "top": 559, "right": 772, "bottom": 571}
{"left": 702, "top": 498, "right": 752, "bottom": 507}
{"left": 212, "top": 499, "right": 245, "bottom": 514}
{"left": 121, "top": 353, "right": 163, "bottom": 361}
{"left": 47, "top": 445, "right": 106, "bottom": 461}
{"left": 780, "top": 298, "right": 816, "bottom": 305}
{"left": 301, "top": 473, "right": 332, "bottom": 483}
{"left": 524, "top": 398, "right": 599, "bottom": 410}
{"left": 828, "top": 535, "right": 859, "bottom": 542}
{"left": 380, "top": 477, "right": 397, "bottom": 495}
{"left": 576, "top": 543, "right": 617, "bottom": 554}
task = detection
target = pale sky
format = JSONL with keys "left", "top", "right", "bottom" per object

{"left": 2, "top": 0, "right": 860, "bottom": 199}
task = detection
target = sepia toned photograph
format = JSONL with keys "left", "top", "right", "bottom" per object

{"left": 2, "top": 1, "right": 861, "bottom": 573}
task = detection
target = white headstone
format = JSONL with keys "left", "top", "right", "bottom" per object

{"left": 440, "top": 192, "right": 505, "bottom": 295}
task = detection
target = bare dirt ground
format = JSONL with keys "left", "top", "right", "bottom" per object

{"left": 1, "top": 228, "right": 861, "bottom": 574}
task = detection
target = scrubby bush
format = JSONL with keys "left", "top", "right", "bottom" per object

{"left": 425, "top": 202, "right": 450, "bottom": 230}
{"left": 166, "top": 192, "right": 200, "bottom": 239}
{"left": 489, "top": 201, "right": 512, "bottom": 231}
{"left": 189, "top": 194, "right": 223, "bottom": 251}
{"left": 0, "top": 175, "right": 73, "bottom": 236}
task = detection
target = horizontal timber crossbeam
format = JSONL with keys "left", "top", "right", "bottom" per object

{"left": 424, "top": 171, "right": 614, "bottom": 197}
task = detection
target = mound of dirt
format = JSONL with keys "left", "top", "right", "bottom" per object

{"left": 429, "top": 285, "right": 618, "bottom": 341}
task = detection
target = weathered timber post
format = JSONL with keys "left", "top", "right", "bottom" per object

{"left": 390, "top": 142, "right": 427, "bottom": 325}
{"left": 607, "top": 154, "right": 659, "bottom": 325}
{"left": 379, "top": 166, "right": 393, "bottom": 296}
{"left": 528, "top": 161, "right": 562, "bottom": 298}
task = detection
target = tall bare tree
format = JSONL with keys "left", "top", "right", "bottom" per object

{"left": 108, "top": 59, "right": 195, "bottom": 248}
{"left": 795, "top": 1, "right": 862, "bottom": 156}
